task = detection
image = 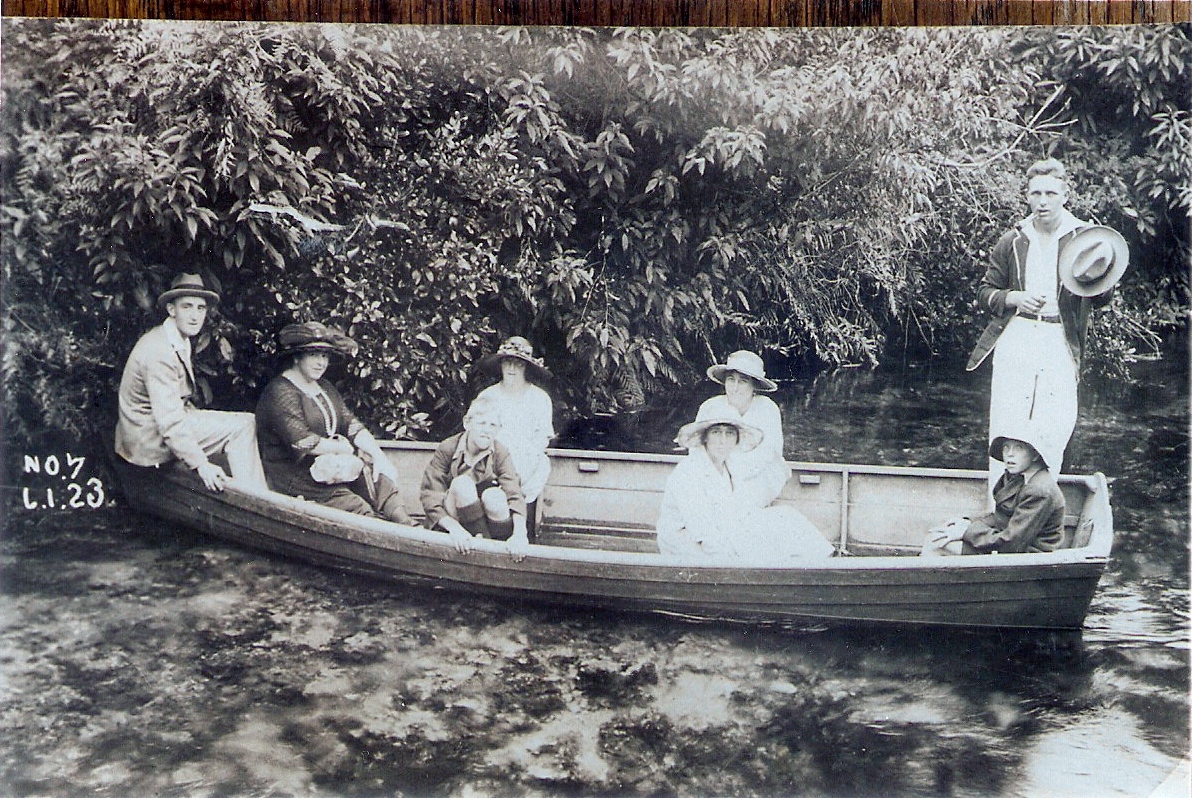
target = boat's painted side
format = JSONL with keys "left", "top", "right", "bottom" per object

{"left": 112, "top": 443, "right": 1114, "bottom": 629}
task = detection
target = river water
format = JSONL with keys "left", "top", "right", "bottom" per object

{"left": 2, "top": 359, "right": 1187, "bottom": 797}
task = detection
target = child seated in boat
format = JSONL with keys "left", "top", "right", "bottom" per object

{"left": 655, "top": 403, "right": 834, "bottom": 562}
{"left": 921, "top": 430, "right": 1066, "bottom": 556}
{"left": 419, "top": 395, "right": 530, "bottom": 559}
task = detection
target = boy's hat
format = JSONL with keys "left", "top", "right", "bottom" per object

{"left": 1059, "top": 226, "right": 1129, "bottom": 297}
{"left": 478, "top": 336, "right": 551, "bottom": 382}
{"left": 675, "top": 402, "right": 763, "bottom": 452}
{"left": 706, "top": 350, "right": 777, "bottom": 393}
{"left": 158, "top": 273, "right": 220, "bottom": 307}
{"left": 989, "top": 431, "right": 1048, "bottom": 468}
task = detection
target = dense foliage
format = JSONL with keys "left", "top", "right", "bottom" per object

{"left": 2, "top": 20, "right": 1188, "bottom": 452}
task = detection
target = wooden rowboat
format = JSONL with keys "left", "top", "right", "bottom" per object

{"left": 112, "top": 441, "right": 1114, "bottom": 630}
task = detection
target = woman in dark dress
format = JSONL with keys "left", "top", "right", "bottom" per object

{"left": 255, "top": 322, "right": 410, "bottom": 523}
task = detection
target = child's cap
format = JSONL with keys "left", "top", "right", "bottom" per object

{"left": 989, "top": 433, "right": 1047, "bottom": 468}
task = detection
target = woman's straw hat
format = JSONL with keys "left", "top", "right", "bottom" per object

{"left": 278, "top": 321, "right": 359, "bottom": 357}
{"left": 479, "top": 336, "right": 551, "bottom": 382}
{"left": 706, "top": 350, "right": 777, "bottom": 393}
{"left": 675, "top": 402, "right": 763, "bottom": 452}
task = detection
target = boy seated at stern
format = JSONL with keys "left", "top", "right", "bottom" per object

{"left": 419, "top": 395, "right": 530, "bottom": 560}
{"left": 921, "top": 429, "right": 1066, "bottom": 557}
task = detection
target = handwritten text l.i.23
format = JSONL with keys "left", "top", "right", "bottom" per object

{"left": 21, "top": 453, "right": 106, "bottom": 510}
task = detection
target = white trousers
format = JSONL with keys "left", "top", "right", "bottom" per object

{"left": 987, "top": 317, "right": 1077, "bottom": 486}
{"left": 189, "top": 408, "right": 267, "bottom": 488}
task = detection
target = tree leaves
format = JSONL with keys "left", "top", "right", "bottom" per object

{"left": 2, "top": 22, "right": 1185, "bottom": 452}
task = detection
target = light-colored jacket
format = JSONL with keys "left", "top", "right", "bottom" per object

{"left": 114, "top": 323, "right": 208, "bottom": 469}
{"left": 655, "top": 447, "right": 739, "bottom": 557}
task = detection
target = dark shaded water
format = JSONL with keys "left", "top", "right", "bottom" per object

{"left": 2, "top": 360, "right": 1188, "bottom": 797}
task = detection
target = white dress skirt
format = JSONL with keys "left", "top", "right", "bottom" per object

{"left": 987, "top": 315, "right": 1077, "bottom": 483}
{"left": 655, "top": 448, "right": 834, "bottom": 563}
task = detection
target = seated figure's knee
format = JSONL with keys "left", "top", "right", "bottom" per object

{"left": 480, "top": 486, "right": 510, "bottom": 519}
{"left": 231, "top": 411, "right": 257, "bottom": 435}
{"left": 448, "top": 474, "right": 479, "bottom": 507}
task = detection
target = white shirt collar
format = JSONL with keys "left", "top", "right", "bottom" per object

{"left": 162, "top": 319, "right": 191, "bottom": 360}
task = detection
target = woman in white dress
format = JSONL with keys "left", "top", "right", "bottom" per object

{"left": 476, "top": 337, "right": 554, "bottom": 537}
{"left": 697, "top": 350, "right": 791, "bottom": 509}
{"left": 655, "top": 402, "right": 833, "bottom": 563}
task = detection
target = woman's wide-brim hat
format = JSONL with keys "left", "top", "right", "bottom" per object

{"left": 988, "top": 430, "right": 1049, "bottom": 468}
{"left": 706, "top": 350, "right": 777, "bottom": 393}
{"left": 479, "top": 336, "right": 551, "bottom": 381}
{"left": 157, "top": 273, "right": 221, "bottom": 307}
{"left": 279, "top": 321, "right": 358, "bottom": 357}
{"left": 674, "top": 402, "right": 764, "bottom": 452}
{"left": 1059, "top": 226, "right": 1129, "bottom": 297}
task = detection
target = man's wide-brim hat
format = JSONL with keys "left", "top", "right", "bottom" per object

{"left": 988, "top": 429, "right": 1049, "bottom": 469}
{"left": 1059, "top": 226, "right": 1129, "bottom": 297}
{"left": 479, "top": 336, "right": 551, "bottom": 381}
{"left": 157, "top": 273, "right": 220, "bottom": 307}
{"left": 706, "top": 350, "right": 777, "bottom": 393}
{"left": 279, "top": 321, "right": 358, "bottom": 357}
{"left": 674, "top": 402, "right": 763, "bottom": 452}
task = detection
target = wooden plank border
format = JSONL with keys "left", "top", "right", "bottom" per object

{"left": 2, "top": 0, "right": 1189, "bottom": 23}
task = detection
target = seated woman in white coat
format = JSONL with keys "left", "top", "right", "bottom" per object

{"left": 698, "top": 350, "right": 791, "bottom": 509}
{"left": 655, "top": 403, "right": 834, "bottom": 563}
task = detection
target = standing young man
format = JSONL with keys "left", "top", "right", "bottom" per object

{"left": 966, "top": 158, "right": 1128, "bottom": 484}
{"left": 114, "top": 273, "right": 266, "bottom": 492}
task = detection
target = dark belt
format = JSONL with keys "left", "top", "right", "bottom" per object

{"left": 1017, "top": 311, "right": 1061, "bottom": 324}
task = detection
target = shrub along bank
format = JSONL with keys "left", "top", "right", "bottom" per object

{"left": 2, "top": 21, "right": 1188, "bottom": 454}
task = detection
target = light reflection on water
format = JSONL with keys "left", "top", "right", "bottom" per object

{"left": 2, "top": 356, "right": 1188, "bottom": 796}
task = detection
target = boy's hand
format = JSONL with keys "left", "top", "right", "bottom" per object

{"left": 449, "top": 528, "right": 474, "bottom": 554}
{"left": 927, "top": 519, "right": 967, "bottom": 545}
{"left": 506, "top": 533, "right": 529, "bottom": 562}
{"left": 438, "top": 517, "right": 474, "bottom": 553}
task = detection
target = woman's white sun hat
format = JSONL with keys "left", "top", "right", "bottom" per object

{"left": 706, "top": 350, "right": 778, "bottom": 393}
{"left": 675, "top": 402, "right": 764, "bottom": 452}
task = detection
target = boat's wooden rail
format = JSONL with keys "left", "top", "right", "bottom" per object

{"left": 380, "top": 442, "right": 1112, "bottom": 558}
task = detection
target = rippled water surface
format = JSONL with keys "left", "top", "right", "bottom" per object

{"left": 2, "top": 358, "right": 1187, "bottom": 797}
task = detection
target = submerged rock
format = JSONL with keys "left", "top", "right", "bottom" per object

{"left": 575, "top": 658, "right": 658, "bottom": 703}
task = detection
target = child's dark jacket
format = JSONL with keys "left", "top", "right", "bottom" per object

{"left": 963, "top": 468, "right": 1066, "bottom": 554}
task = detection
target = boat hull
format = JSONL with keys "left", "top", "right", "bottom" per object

{"left": 112, "top": 446, "right": 1113, "bottom": 630}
